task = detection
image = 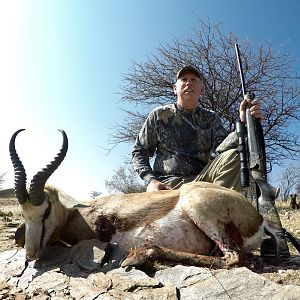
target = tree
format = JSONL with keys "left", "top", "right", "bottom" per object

{"left": 296, "top": 183, "right": 300, "bottom": 195}
{"left": 111, "top": 20, "right": 300, "bottom": 169}
{"left": 277, "top": 165, "right": 300, "bottom": 201}
{"left": 105, "top": 164, "right": 146, "bottom": 194}
{"left": 0, "top": 173, "right": 6, "bottom": 189}
{"left": 89, "top": 191, "right": 102, "bottom": 199}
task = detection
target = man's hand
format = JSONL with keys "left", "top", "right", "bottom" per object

{"left": 146, "top": 179, "right": 172, "bottom": 192}
{"left": 239, "top": 98, "right": 264, "bottom": 123}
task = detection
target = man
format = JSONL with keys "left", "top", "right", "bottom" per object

{"left": 132, "top": 65, "right": 263, "bottom": 192}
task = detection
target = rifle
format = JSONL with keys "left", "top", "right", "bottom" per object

{"left": 234, "top": 44, "right": 297, "bottom": 263}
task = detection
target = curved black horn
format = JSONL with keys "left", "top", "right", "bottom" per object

{"left": 9, "top": 129, "right": 30, "bottom": 204}
{"left": 29, "top": 130, "right": 68, "bottom": 206}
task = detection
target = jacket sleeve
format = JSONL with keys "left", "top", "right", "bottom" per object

{"left": 131, "top": 111, "right": 158, "bottom": 182}
{"left": 214, "top": 114, "right": 238, "bottom": 154}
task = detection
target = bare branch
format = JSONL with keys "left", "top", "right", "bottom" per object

{"left": 109, "top": 20, "right": 300, "bottom": 167}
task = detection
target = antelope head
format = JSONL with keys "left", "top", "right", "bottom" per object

{"left": 9, "top": 129, "right": 68, "bottom": 260}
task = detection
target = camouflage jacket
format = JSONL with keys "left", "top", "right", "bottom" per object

{"left": 132, "top": 103, "right": 232, "bottom": 184}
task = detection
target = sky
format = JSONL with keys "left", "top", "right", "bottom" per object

{"left": 0, "top": 0, "right": 299, "bottom": 199}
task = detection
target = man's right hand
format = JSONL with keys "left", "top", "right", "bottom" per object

{"left": 146, "top": 179, "right": 172, "bottom": 192}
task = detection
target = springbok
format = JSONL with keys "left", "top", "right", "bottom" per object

{"left": 10, "top": 129, "right": 281, "bottom": 268}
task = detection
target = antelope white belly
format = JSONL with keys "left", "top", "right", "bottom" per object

{"left": 111, "top": 205, "right": 213, "bottom": 255}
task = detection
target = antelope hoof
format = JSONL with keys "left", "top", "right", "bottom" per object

{"left": 121, "top": 247, "right": 159, "bottom": 267}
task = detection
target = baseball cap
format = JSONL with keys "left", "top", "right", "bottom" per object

{"left": 176, "top": 65, "right": 204, "bottom": 80}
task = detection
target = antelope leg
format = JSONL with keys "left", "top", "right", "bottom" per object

{"left": 121, "top": 246, "right": 240, "bottom": 269}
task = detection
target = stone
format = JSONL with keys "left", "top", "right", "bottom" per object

{"left": 1, "top": 244, "right": 300, "bottom": 299}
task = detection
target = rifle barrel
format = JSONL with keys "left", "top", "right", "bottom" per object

{"left": 235, "top": 44, "right": 247, "bottom": 96}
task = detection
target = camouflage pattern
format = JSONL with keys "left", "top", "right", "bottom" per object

{"left": 216, "top": 131, "right": 239, "bottom": 153}
{"left": 132, "top": 103, "right": 233, "bottom": 184}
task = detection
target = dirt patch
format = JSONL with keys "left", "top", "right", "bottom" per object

{"left": 0, "top": 192, "right": 300, "bottom": 286}
{"left": 0, "top": 195, "right": 23, "bottom": 252}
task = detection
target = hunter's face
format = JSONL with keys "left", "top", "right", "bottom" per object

{"left": 173, "top": 71, "right": 204, "bottom": 109}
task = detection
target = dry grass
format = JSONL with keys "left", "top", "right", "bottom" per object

{"left": 276, "top": 200, "right": 300, "bottom": 255}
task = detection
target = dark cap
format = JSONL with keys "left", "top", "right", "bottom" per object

{"left": 176, "top": 65, "right": 204, "bottom": 80}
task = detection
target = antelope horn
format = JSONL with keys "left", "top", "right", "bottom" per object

{"left": 29, "top": 129, "right": 68, "bottom": 206}
{"left": 9, "top": 129, "right": 30, "bottom": 204}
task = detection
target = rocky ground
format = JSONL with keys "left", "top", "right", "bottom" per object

{"left": 1, "top": 189, "right": 300, "bottom": 299}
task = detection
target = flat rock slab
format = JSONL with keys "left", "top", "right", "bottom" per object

{"left": 155, "top": 265, "right": 300, "bottom": 299}
{"left": 1, "top": 243, "right": 300, "bottom": 299}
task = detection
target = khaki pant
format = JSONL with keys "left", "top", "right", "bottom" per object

{"left": 163, "top": 149, "right": 241, "bottom": 191}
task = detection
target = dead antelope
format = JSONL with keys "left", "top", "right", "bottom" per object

{"left": 10, "top": 129, "right": 280, "bottom": 268}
